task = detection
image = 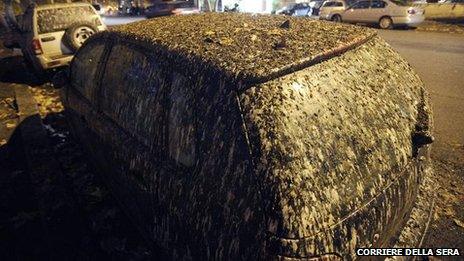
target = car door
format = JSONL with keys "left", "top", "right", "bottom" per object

{"left": 96, "top": 41, "right": 168, "bottom": 238}
{"left": 368, "top": 0, "right": 388, "bottom": 23}
{"left": 342, "top": 0, "right": 371, "bottom": 22}
{"left": 66, "top": 38, "right": 108, "bottom": 140}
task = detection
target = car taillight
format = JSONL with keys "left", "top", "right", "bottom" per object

{"left": 408, "top": 9, "right": 416, "bottom": 14}
{"left": 32, "top": 38, "right": 43, "bottom": 55}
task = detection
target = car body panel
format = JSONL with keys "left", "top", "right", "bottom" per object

{"left": 340, "top": 0, "right": 425, "bottom": 27}
{"left": 62, "top": 14, "right": 433, "bottom": 259}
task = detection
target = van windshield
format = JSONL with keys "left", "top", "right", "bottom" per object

{"left": 37, "top": 6, "right": 101, "bottom": 34}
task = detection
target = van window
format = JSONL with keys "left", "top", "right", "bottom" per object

{"left": 37, "top": 6, "right": 101, "bottom": 34}
{"left": 71, "top": 41, "right": 105, "bottom": 100}
{"left": 100, "top": 44, "right": 162, "bottom": 138}
{"left": 168, "top": 73, "right": 196, "bottom": 168}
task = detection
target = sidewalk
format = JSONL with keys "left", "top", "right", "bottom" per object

{"left": 0, "top": 45, "right": 153, "bottom": 259}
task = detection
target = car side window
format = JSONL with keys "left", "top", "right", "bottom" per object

{"left": 168, "top": 73, "right": 196, "bottom": 168}
{"left": 371, "top": 1, "right": 387, "bottom": 8}
{"left": 71, "top": 41, "right": 105, "bottom": 101}
{"left": 100, "top": 44, "right": 163, "bottom": 139}
{"left": 352, "top": 1, "right": 370, "bottom": 9}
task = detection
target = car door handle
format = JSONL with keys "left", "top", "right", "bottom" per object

{"left": 41, "top": 36, "right": 55, "bottom": 42}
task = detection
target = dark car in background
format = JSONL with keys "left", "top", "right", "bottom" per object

{"left": 57, "top": 13, "right": 434, "bottom": 260}
{"left": 145, "top": 0, "right": 198, "bottom": 18}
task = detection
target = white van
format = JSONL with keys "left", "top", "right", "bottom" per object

{"left": 18, "top": 3, "right": 106, "bottom": 75}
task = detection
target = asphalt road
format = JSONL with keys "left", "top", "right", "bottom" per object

{"left": 378, "top": 29, "right": 464, "bottom": 251}
{"left": 378, "top": 30, "right": 464, "bottom": 148}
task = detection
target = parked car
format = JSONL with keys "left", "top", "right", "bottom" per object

{"left": 309, "top": 0, "right": 326, "bottom": 15}
{"left": 332, "top": 0, "right": 425, "bottom": 29}
{"left": 57, "top": 13, "right": 434, "bottom": 260}
{"left": 319, "top": 0, "right": 349, "bottom": 21}
{"left": 16, "top": 3, "right": 106, "bottom": 75}
{"left": 145, "top": 1, "right": 197, "bottom": 18}
{"left": 276, "top": 3, "right": 312, "bottom": 16}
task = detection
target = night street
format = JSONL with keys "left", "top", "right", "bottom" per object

{"left": 1, "top": 5, "right": 463, "bottom": 259}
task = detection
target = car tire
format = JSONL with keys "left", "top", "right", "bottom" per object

{"left": 379, "top": 16, "right": 393, "bottom": 29}
{"left": 331, "top": 14, "right": 342, "bottom": 23}
{"left": 63, "top": 23, "right": 98, "bottom": 52}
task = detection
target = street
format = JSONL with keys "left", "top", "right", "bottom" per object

{"left": 1, "top": 18, "right": 463, "bottom": 257}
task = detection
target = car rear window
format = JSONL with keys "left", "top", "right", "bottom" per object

{"left": 37, "top": 6, "right": 101, "bottom": 34}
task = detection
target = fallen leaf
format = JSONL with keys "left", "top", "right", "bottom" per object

{"left": 454, "top": 218, "right": 464, "bottom": 229}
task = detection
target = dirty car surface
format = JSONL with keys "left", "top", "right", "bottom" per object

{"left": 61, "top": 13, "right": 434, "bottom": 260}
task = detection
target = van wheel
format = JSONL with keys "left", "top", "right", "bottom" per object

{"left": 331, "top": 14, "right": 342, "bottom": 23}
{"left": 379, "top": 17, "right": 393, "bottom": 29}
{"left": 64, "top": 23, "right": 98, "bottom": 52}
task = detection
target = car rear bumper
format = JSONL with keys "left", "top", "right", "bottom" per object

{"left": 267, "top": 149, "right": 435, "bottom": 259}
{"left": 392, "top": 15, "right": 425, "bottom": 27}
{"left": 34, "top": 54, "right": 73, "bottom": 70}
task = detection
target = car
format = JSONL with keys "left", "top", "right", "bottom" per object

{"left": 319, "top": 0, "right": 349, "bottom": 21}
{"left": 145, "top": 1, "right": 197, "bottom": 18}
{"left": 276, "top": 3, "right": 312, "bottom": 16}
{"left": 56, "top": 13, "right": 434, "bottom": 260}
{"left": 16, "top": 3, "right": 106, "bottom": 75}
{"left": 309, "top": 0, "right": 326, "bottom": 16}
{"left": 332, "top": 0, "right": 425, "bottom": 29}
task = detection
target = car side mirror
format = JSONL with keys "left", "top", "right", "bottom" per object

{"left": 52, "top": 69, "right": 70, "bottom": 89}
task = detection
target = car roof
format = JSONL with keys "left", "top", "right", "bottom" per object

{"left": 109, "top": 13, "right": 376, "bottom": 87}
{"left": 35, "top": 2, "right": 93, "bottom": 10}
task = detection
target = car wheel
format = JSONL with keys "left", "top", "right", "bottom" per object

{"left": 331, "top": 14, "right": 342, "bottom": 23}
{"left": 64, "top": 23, "right": 98, "bottom": 52}
{"left": 379, "top": 16, "right": 393, "bottom": 29}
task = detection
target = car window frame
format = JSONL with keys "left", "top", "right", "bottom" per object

{"left": 96, "top": 39, "right": 199, "bottom": 170}
{"left": 69, "top": 37, "right": 111, "bottom": 105}
{"left": 349, "top": 0, "right": 371, "bottom": 9}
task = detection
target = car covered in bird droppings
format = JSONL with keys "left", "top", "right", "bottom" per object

{"left": 58, "top": 13, "right": 435, "bottom": 260}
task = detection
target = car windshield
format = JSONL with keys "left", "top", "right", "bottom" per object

{"left": 37, "top": 6, "right": 101, "bottom": 34}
